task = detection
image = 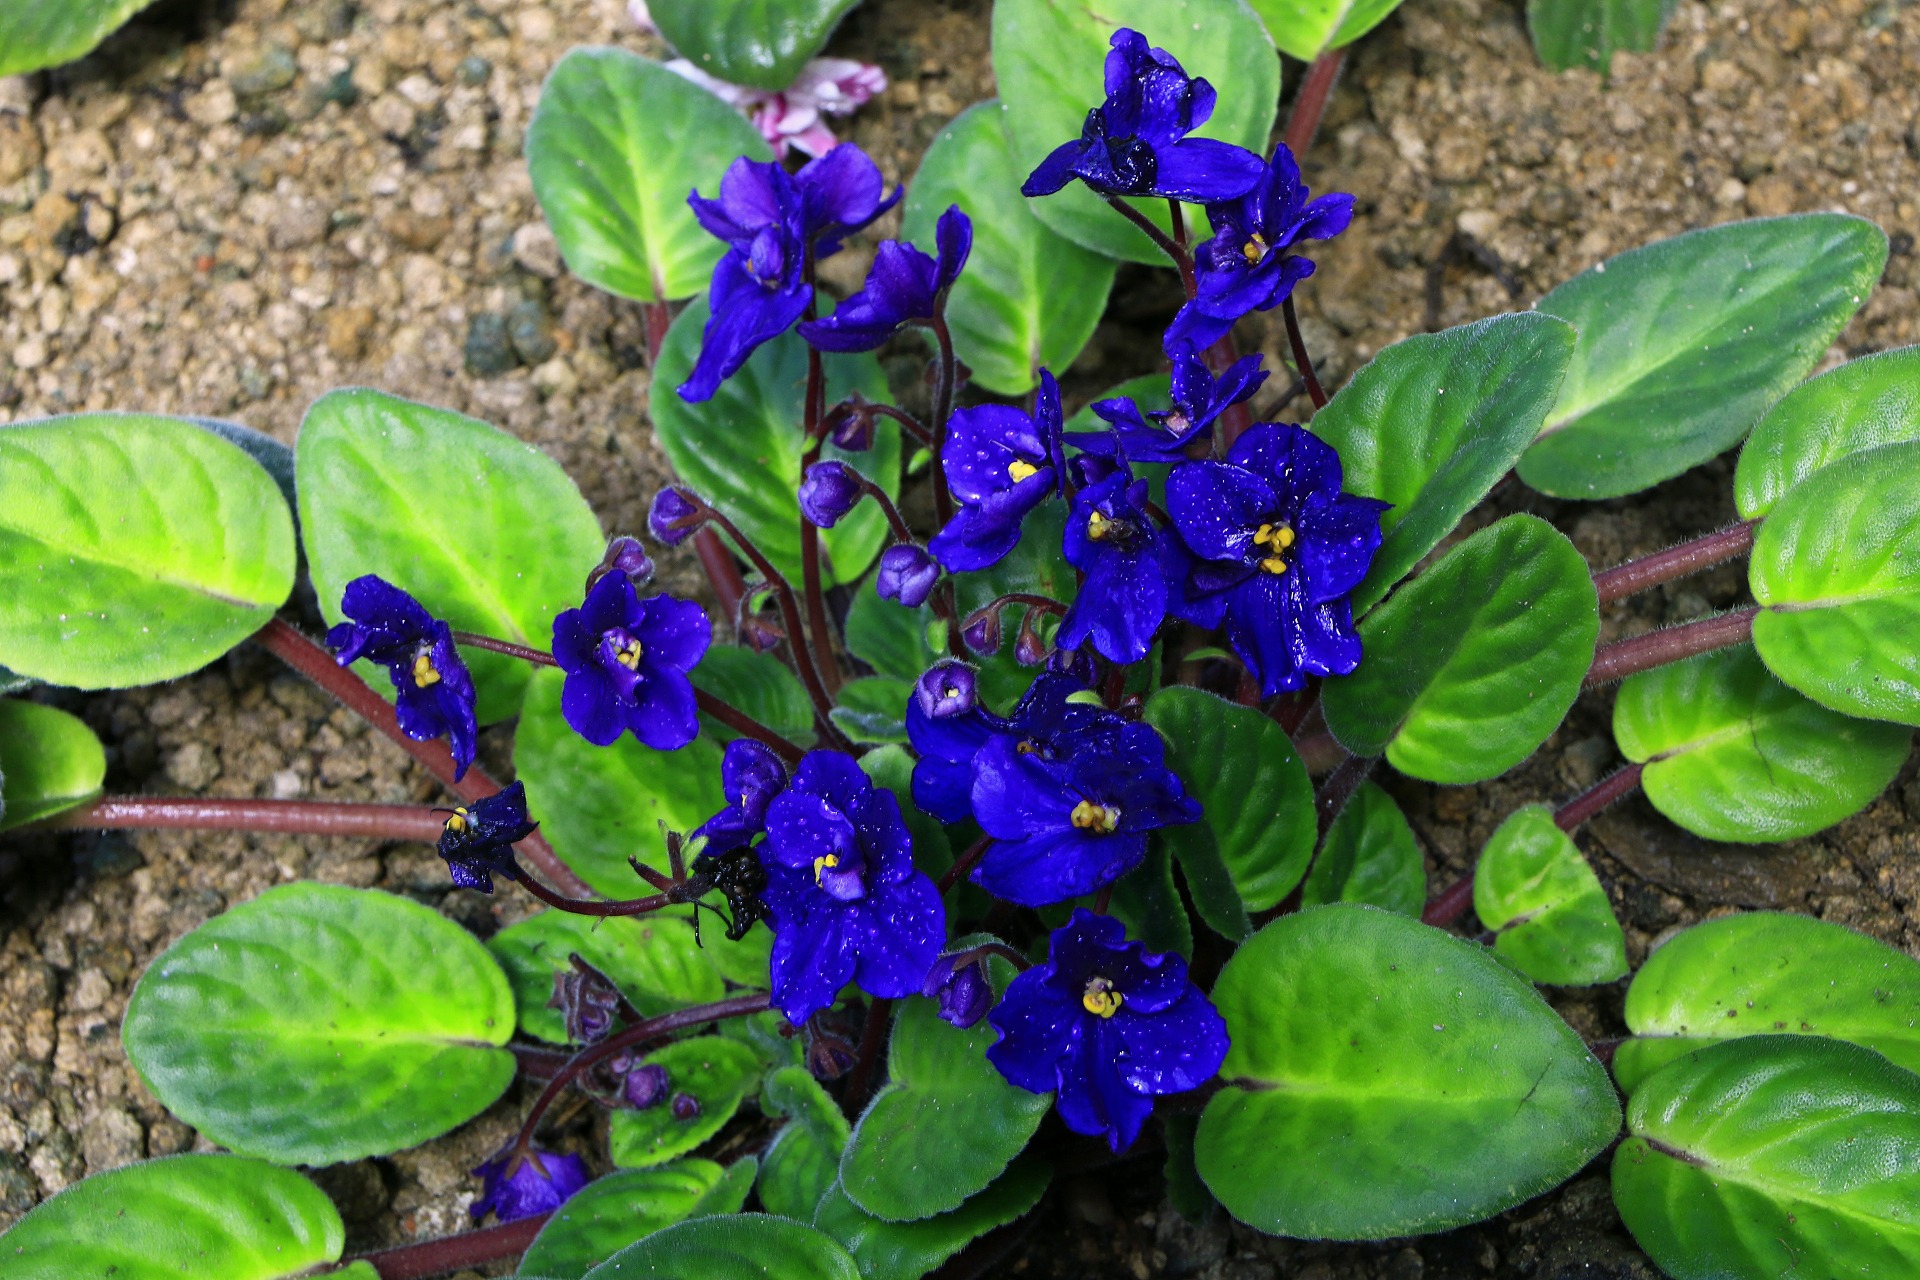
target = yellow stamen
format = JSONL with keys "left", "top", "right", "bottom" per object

{"left": 1087, "top": 510, "right": 1113, "bottom": 540}
{"left": 1253, "top": 523, "right": 1296, "bottom": 574}
{"left": 1016, "top": 738, "right": 1042, "bottom": 755}
{"left": 1006, "top": 458, "right": 1040, "bottom": 483}
{"left": 1259, "top": 556, "right": 1290, "bottom": 574}
{"left": 812, "top": 853, "right": 840, "bottom": 884}
{"left": 1162, "top": 411, "right": 1190, "bottom": 434}
{"left": 1241, "top": 233, "right": 1269, "bottom": 265}
{"left": 614, "top": 638, "right": 645, "bottom": 670}
{"left": 443, "top": 808, "right": 470, "bottom": 835}
{"left": 1070, "top": 799, "right": 1121, "bottom": 833}
{"left": 412, "top": 651, "right": 441, "bottom": 687}
{"left": 1082, "top": 977, "right": 1123, "bottom": 1019}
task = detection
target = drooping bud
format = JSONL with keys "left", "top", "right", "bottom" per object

{"left": 622, "top": 1062, "right": 670, "bottom": 1110}
{"left": 546, "top": 954, "right": 622, "bottom": 1046}
{"left": 1014, "top": 608, "right": 1050, "bottom": 666}
{"left": 648, "top": 487, "right": 706, "bottom": 546}
{"left": 586, "top": 535, "right": 656, "bottom": 595}
{"left": 823, "top": 395, "right": 876, "bottom": 452}
{"left": 798, "top": 460, "right": 865, "bottom": 529}
{"left": 960, "top": 606, "right": 1001, "bottom": 655}
{"left": 921, "top": 951, "right": 993, "bottom": 1029}
{"left": 914, "top": 661, "right": 978, "bottom": 720}
{"left": 875, "top": 544, "right": 939, "bottom": 608}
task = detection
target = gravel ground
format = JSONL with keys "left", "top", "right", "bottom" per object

{"left": 2, "top": 0, "right": 1918, "bottom": 1274}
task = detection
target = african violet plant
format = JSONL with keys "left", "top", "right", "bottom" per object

{"left": 3, "top": 3, "right": 1920, "bottom": 1279}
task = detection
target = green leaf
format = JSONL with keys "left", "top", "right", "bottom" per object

{"left": 1311, "top": 314, "right": 1576, "bottom": 613}
{"left": 1612, "top": 911, "right": 1920, "bottom": 1093}
{"left": 699, "top": 644, "right": 817, "bottom": 744}
{"left": 609, "top": 1037, "right": 765, "bottom": 1168}
{"left": 528, "top": 48, "right": 772, "bottom": 305}
{"left": 1196, "top": 904, "right": 1620, "bottom": 1239}
{"left": 1735, "top": 346, "right": 1920, "bottom": 520}
{"left": 1162, "top": 1114, "right": 1216, "bottom": 1223}
{"left": 0, "top": 414, "right": 295, "bottom": 688}
{"left": 121, "top": 883, "right": 514, "bottom": 1166}
{"left": 296, "top": 389, "right": 606, "bottom": 723}
{"left": 830, "top": 676, "right": 912, "bottom": 745}
{"left": 1322, "top": 515, "right": 1599, "bottom": 784}
{"left": 1104, "top": 835, "right": 1193, "bottom": 959}
{"left": 844, "top": 587, "right": 939, "bottom": 685}
{"left": 1299, "top": 781, "right": 1424, "bottom": 916}
{"left": 0, "top": 699, "right": 105, "bottom": 831}
{"left": 186, "top": 416, "right": 298, "bottom": 513}
{"left": 1246, "top": 0, "right": 1408, "bottom": 60}
{"left": 1612, "top": 1036, "right": 1920, "bottom": 1278}
{"left": 903, "top": 102, "right": 1117, "bottom": 396}
{"left": 1750, "top": 439, "right": 1920, "bottom": 726}
{"left": 0, "top": 664, "right": 33, "bottom": 695}
{"left": 812, "top": 1161, "right": 1049, "bottom": 1280}
{"left": 1472, "top": 806, "right": 1626, "bottom": 987}
{"left": 759, "top": 1066, "right": 852, "bottom": 1222}
{"left": 992, "top": 0, "right": 1279, "bottom": 265}
{"left": 519, "top": 1161, "right": 747, "bottom": 1279}
{"left": 0, "top": 1154, "right": 345, "bottom": 1279}
{"left": 0, "top": 0, "right": 157, "bottom": 76}
{"left": 841, "top": 963, "right": 1051, "bottom": 1221}
{"left": 488, "top": 912, "right": 723, "bottom": 1045}
{"left": 584, "top": 1213, "right": 859, "bottom": 1280}
{"left": 644, "top": 0, "right": 860, "bottom": 91}
{"left": 653, "top": 302, "right": 896, "bottom": 587}
{"left": 1527, "top": 0, "right": 1676, "bottom": 74}
{"left": 1519, "top": 215, "right": 1888, "bottom": 500}
{"left": 1613, "top": 645, "right": 1911, "bottom": 842}
{"left": 1142, "top": 687, "right": 1315, "bottom": 914}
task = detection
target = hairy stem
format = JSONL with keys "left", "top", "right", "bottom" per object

{"left": 513, "top": 872, "right": 671, "bottom": 918}
{"left": 450, "top": 631, "right": 558, "bottom": 666}
{"left": 349, "top": 1212, "right": 550, "bottom": 1279}
{"left": 1281, "top": 49, "right": 1347, "bottom": 158}
{"left": 1592, "top": 520, "right": 1759, "bottom": 605}
{"left": 1102, "top": 194, "right": 1192, "bottom": 278}
{"left": 1584, "top": 607, "right": 1757, "bottom": 689}
{"left": 939, "top": 835, "right": 993, "bottom": 894}
{"left": 1166, "top": 198, "right": 1199, "bottom": 301}
{"left": 1315, "top": 752, "right": 1374, "bottom": 835}
{"left": 868, "top": 401, "right": 935, "bottom": 448}
{"left": 842, "top": 997, "right": 894, "bottom": 1113}
{"left": 44, "top": 796, "right": 447, "bottom": 842}
{"left": 693, "top": 528, "right": 750, "bottom": 621}
{"left": 1282, "top": 294, "right": 1327, "bottom": 409}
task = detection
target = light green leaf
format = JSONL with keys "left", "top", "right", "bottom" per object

{"left": 1473, "top": 806, "right": 1626, "bottom": 987}
{"left": 0, "top": 0, "right": 157, "bottom": 76}
{"left": 1527, "top": 0, "right": 1677, "bottom": 74}
{"left": 1322, "top": 515, "right": 1599, "bottom": 784}
{"left": 759, "top": 1066, "right": 852, "bottom": 1223}
{"left": 1196, "top": 905, "right": 1620, "bottom": 1239}
{"left": 0, "top": 699, "right": 105, "bottom": 831}
{"left": 296, "top": 389, "right": 606, "bottom": 723}
{"left": 0, "top": 414, "right": 295, "bottom": 688}
{"left": 1735, "top": 346, "right": 1920, "bottom": 519}
{"left": 1520, "top": 215, "right": 1888, "bottom": 499}
{"left": 1247, "top": 0, "right": 1408, "bottom": 60}
{"left": 583, "top": 1213, "right": 859, "bottom": 1280}
{"left": 518, "top": 1161, "right": 747, "bottom": 1279}
{"left": 488, "top": 912, "right": 723, "bottom": 1045}
{"left": 609, "top": 1036, "right": 765, "bottom": 1168}
{"left": 1299, "top": 780, "right": 1424, "bottom": 916}
{"left": 121, "top": 883, "right": 515, "bottom": 1166}
{"left": 812, "top": 1161, "right": 1049, "bottom": 1280}
{"left": 644, "top": 0, "right": 861, "bottom": 91}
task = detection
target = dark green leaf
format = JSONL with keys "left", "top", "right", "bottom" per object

{"left": 841, "top": 962, "right": 1051, "bottom": 1221}
{"left": 0, "top": 699, "right": 105, "bottom": 831}
{"left": 0, "top": 665, "right": 33, "bottom": 695}
{"left": 903, "top": 102, "right": 1116, "bottom": 395}
{"left": 645, "top": 0, "right": 860, "bottom": 91}
{"left": 698, "top": 645, "right": 817, "bottom": 744}
{"left": 1750, "top": 439, "right": 1920, "bottom": 726}
{"left": 812, "top": 1160, "right": 1049, "bottom": 1280}
{"left": 993, "top": 0, "right": 1278, "bottom": 264}
{"left": 0, "top": 414, "right": 295, "bottom": 688}
{"left": 1613, "top": 1036, "right": 1920, "bottom": 1278}
{"left": 1299, "top": 781, "right": 1424, "bottom": 916}
{"left": 0, "top": 1154, "right": 345, "bottom": 1279}
{"left": 1735, "top": 346, "right": 1920, "bottom": 519}
{"left": 519, "top": 1161, "right": 750, "bottom": 1279}
{"left": 1527, "top": 0, "right": 1677, "bottom": 74}
{"left": 583, "top": 1213, "right": 859, "bottom": 1280}
{"left": 296, "top": 389, "right": 606, "bottom": 723}
{"left": 1322, "top": 515, "right": 1599, "bottom": 784}
{"left": 1473, "top": 805, "right": 1626, "bottom": 986}
{"left": 487, "top": 912, "right": 722, "bottom": 1045}
{"left": 1613, "top": 911, "right": 1920, "bottom": 1093}
{"left": 609, "top": 1037, "right": 765, "bottom": 1168}
{"left": 121, "top": 883, "right": 515, "bottom": 1165}
{"left": 1104, "top": 835, "right": 1193, "bottom": 959}
{"left": 1247, "top": 0, "right": 1408, "bottom": 60}
{"left": 829, "top": 677, "right": 912, "bottom": 745}
{"left": 653, "top": 302, "right": 897, "bottom": 587}
{"left": 0, "top": 0, "right": 157, "bottom": 76}
{"left": 1312, "top": 313, "right": 1576, "bottom": 612}
{"left": 1162, "top": 1114, "right": 1216, "bottom": 1223}
{"left": 758, "top": 1066, "right": 851, "bottom": 1222}
{"left": 1613, "top": 645, "right": 1910, "bottom": 842}
{"left": 1196, "top": 905, "right": 1620, "bottom": 1238}
{"left": 843, "top": 587, "right": 940, "bottom": 685}
{"left": 1142, "top": 687, "right": 1316, "bottom": 915}
{"left": 1520, "top": 215, "right": 1888, "bottom": 499}
{"left": 529, "top": 48, "right": 772, "bottom": 304}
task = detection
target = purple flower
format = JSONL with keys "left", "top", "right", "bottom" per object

{"left": 1076, "top": 344, "right": 1266, "bottom": 465}
{"left": 969, "top": 716, "right": 1200, "bottom": 906}
{"left": 587, "top": 536, "right": 656, "bottom": 595}
{"left": 470, "top": 1148, "right": 590, "bottom": 1224}
{"left": 875, "top": 544, "right": 940, "bottom": 608}
{"left": 1166, "top": 424, "right": 1388, "bottom": 697}
{"left": 693, "top": 738, "right": 791, "bottom": 855}
{"left": 327, "top": 575, "right": 478, "bottom": 780}
{"left": 923, "top": 951, "right": 994, "bottom": 1029}
{"left": 551, "top": 574, "right": 712, "bottom": 749}
{"left": 548, "top": 955, "right": 621, "bottom": 1044}
{"left": 756, "top": 751, "right": 945, "bottom": 1025}
{"left": 663, "top": 56, "right": 888, "bottom": 161}
{"left": 914, "top": 661, "right": 978, "bottom": 720}
{"left": 1168, "top": 145, "right": 1355, "bottom": 350}
{"left": 649, "top": 487, "right": 706, "bottom": 546}
{"left": 1022, "top": 29, "right": 1264, "bottom": 204}
{"left": 1057, "top": 468, "right": 1185, "bottom": 664}
{"left": 905, "top": 671, "right": 1104, "bottom": 826}
{"left": 987, "top": 910, "right": 1227, "bottom": 1152}
{"left": 799, "top": 206, "right": 972, "bottom": 352}
{"left": 799, "top": 460, "right": 865, "bottom": 528}
{"left": 929, "top": 369, "right": 1066, "bottom": 573}
{"left": 823, "top": 395, "right": 878, "bottom": 451}
{"left": 436, "top": 780, "right": 537, "bottom": 893}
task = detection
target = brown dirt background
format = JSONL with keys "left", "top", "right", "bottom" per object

{"left": 3, "top": 0, "right": 1919, "bottom": 1275}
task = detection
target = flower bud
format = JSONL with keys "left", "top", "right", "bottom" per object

{"left": 739, "top": 609, "right": 785, "bottom": 652}
{"left": 823, "top": 396, "right": 876, "bottom": 452}
{"left": 960, "top": 607, "right": 1001, "bottom": 655}
{"left": 546, "top": 955, "right": 621, "bottom": 1046}
{"left": 586, "top": 535, "right": 655, "bottom": 595}
{"left": 648, "top": 487, "right": 705, "bottom": 546}
{"left": 914, "top": 662, "right": 977, "bottom": 720}
{"left": 670, "top": 1091, "right": 702, "bottom": 1121}
{"left": 798, "top": 461, "right": 865, "bottom": 529}
{"left": 921, "top": 952, "right": 993, "bottom": 1029}
{"left": 622, "top": 1062, "right": 670, "bottom": 1110}
{"left": 875, "top": 544, "right": 939, "bottom": 608}
{"left": 1014, "top": 611, "right": 1050, "bottom": 666}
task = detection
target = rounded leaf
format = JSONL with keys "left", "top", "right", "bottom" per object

{"left": 1472, "top": 806, "right": 1626, "bottom": 987}
{"left": 122, "top": 882, "right": 515, "bottom": 1166}
{"left": 608, "top": 1036, "right": 765, "bottom": 1168}
{"left": 1613, "top": 645, "right": 1910, "bottom": 842}
{"left": 583, "top": 1213, "right": 859, "bottom": 1280}
{"left": 1613, "top": 912, "right": 1920, "bottom": 1093}
{"left": 519, "top": 1160, "right": 752, "bottom": 1279}
{"left": 1735, "top": 346, "right": 1920, "bottom": 519}
{"left": 1196, "top": 904, "right": 1620, "bottom": 1239}
{"left": 644, "top": 0, "right": 861, "bottom": 91}
{"left": 1248, "top": 0, "right": 1409, "bottom": 60}
{"left": 1300, "top": 781, "right": 1424, "bottom": 916}
{"left": 0, "top": 698, "right": 105, "bottom": 831}
{"left": 0, "top": 1154, "right": 344, "bottom": 1279}
{"left": 812, "top": 1160, "right": 1049, "bottom": 1280}
{"left": 529, "top": 48, "right": 773, "bottom": 305}
{"left": 488, "top": 911, "right": 723, "bottom": 1045}
{"left": 1528, "top": 0, "right": 1677, "bottom": 74}
{"left": 1322, "top": 515, "right": 1599, "bottom": 784}
{"left": 1750, "top": 439, "right": 1920, "bottom": 726}
{"left": 1613, "top": 1036, "right": 1920, "bottom": 1278}
{"left": 758, "top": 1066, "right": 851, "bottom": 1222}
{"left": 1520, "top": 215, "right": 1888, "bottom": 499}
{"left": 0, "top": 0, "right": 156, "bottom": 76}
{"left": 0, "top": 414, "right": 295, "bottom": 688}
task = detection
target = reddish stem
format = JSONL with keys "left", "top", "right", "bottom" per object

{"left": 43, "top": 796, "right": 445, "bottom": 842}
{"left": 1315, "top": 752, "right": 1373, "bottom": 834}
{"left": 939, "top": 835, "right": 993, "bottom": 893}
{"left": 1592, "top": 521, "right": 1759, "bottom": 605}
{"left": 1282, "top": 49, "right": 1347, "bottom": 158}
{"left": 842, "top": 997, "right": 894, "bottom": 1113}
{"left": 351, "top": 1213, "right": 550, "bottom": 1279}
{"left": 514, "top": 871, "right": 671, "bottom": 918}
{"left": 1282, "top": 295, "right": 1327, "bottom": 409}
{"left": 1584, "top": 608, "right": 1757, "bottom": 689}
{"left": 1421, "top": 876, "right": 1475, "bottom": 929}
{"left": 450, "top": 631, "right": 558, "bottom": 666}
{"left": 1167, "top": 198, "right": 1199, "bottom": 301}
{"left": 693, "top": 528, "right": 750, "bottom": 621}
{"left": 1102, "top": 194, "right": 1193, "bottom": 279}
{"left": 642, "top": 301, "right": 672, "bottom": 366}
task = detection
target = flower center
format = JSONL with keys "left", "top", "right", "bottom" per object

{"left": 1252, "top": 521, "right": 1296, "bottom": 575}
{"left": 443, "top": 807, "right": 470, "bottom": 835}
{"left": 812, "top": 853, "right": 840, "bottom": 884}
{"left": 1082, "top": 977, "right": 1123, "bottom": 1018}
{"left": 1241, "top": 232, "right": 1269, "bottom": 265}
{"left": 1006, "top": 458, "right": 1040, "bottom": 484}
{"left": 613, "top": 637, "right": 645, "bottom": 670}
{"left": 411, "top": 646, "right": 442, "bottom": 688}
{"left": 1086, "top": 510, "right": 1113, "bottom": 540}
{"left": 1162, "top": 410, "right": 1190, "bottom": 434}
{"left": 1070, "top": 799, "right": 1121, "bottom": 833}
